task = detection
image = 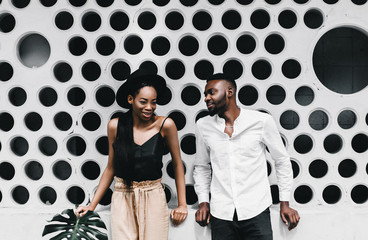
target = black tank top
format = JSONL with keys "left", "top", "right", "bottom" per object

{"left": 114, "top": 117, "right": 167, "bottom": 181}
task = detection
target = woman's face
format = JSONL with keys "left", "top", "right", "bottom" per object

{"left": 128, "top": 86, "right": 157, "bottom": 121}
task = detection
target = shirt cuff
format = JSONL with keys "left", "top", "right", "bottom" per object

{"left": 279, "top": 191, "right": 291, "bottom": 202}
{"left": 197, "top": 193, "right": 210, "bottom": 204}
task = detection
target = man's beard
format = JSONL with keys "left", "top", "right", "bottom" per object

{"left": 208, "top": 92, "right": 227, "bottom": 116}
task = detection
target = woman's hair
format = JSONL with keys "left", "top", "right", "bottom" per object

{"left": 113, "top": 81, "right": 158, "bottom": 186}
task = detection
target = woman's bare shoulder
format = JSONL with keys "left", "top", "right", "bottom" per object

{"left": 108, "top": 118, "right": 119, "bottom": 131}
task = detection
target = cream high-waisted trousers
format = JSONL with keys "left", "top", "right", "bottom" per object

{"left": 111, "top": 177, "right": 169, "bottom": 240}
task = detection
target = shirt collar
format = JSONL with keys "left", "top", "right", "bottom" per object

{"left": 214, "top": 107, "right": 243, "bottom": 126}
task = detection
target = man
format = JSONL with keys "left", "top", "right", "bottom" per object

{"left": 193, "top": 73, "right": 300, "bottom": 240}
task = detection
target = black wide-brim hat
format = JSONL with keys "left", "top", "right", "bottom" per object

{"left": 116, "top": 68, "right": 167, "bottom": 108}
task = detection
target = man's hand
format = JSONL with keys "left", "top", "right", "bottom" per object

{"left": 195, "top": 202, "right": 210, "bottom": 226}
{"left": 280, "top": 201, "right": 300, "bottom": 230}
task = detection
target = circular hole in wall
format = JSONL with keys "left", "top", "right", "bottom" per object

{"left": 236, "top": 0, "right": 254, "bottom": 4}
{"left": 153, "top": 0, "right": 169, "bottom": 6}
{"left": 251, "top": 9, "right": 270, "bottom": 29}
{"left": 12, "top": 186, "right": 29, "bottom": 205}
{"left": 82, "top": 11, "right": 101, "bottom": 32}
{"left": 179, "top": 35, "right": 199, "bottom": 56}
{"left": 270, "top": 185, "right": 280, "bottom": 204}
{"left": 110, "top": 11, "right": 129, "bottom": 31}
{"left": 265, "top": 33, "right": 285, "bottom": 54}
{"left": 238, "top": 85, "right": 258, "bottom": 106}
{"left": 282, "top": 59, "right": 301, "bottom": 79}
{"left": 24, "top": 112, "right": 43, "bottom": 131}
{"left": 0, "top": 112, "right": 14, "bottom": 131}
{"left": 236, "top": 34, "right": 256, "bottom": 54}
{"left": 54, "top": 112, "right": 73, "bottom": 131}
{"left": 166, "top": 59, "right": 185, "bottom": 80}
{"left": 81, "top": 112, "right": 101, "bottom": 131}
{"left": 39, "top": 186, "right": 57, "bottom": 205}
{"left": 193, "top": 10, "right": 212, "bottom": 31}
{"left": 194, "top": 60, "right": 214, "bottom": 80}
{"left": 138, "top": 11, "right": 156, "bottom": 30}
{"left": 12, "top": 0, "right": 30, "bottom": 8}
{"left": 294, "top": 185, "right": 313, "bottom": 204}
{"left": 99, "top": 188, "right": 113, "bottom": 206}
{"left": 208, "top": 35, "right": 228, "bottom": 56}
{"left": 96, "top": 136, "right": 108, "bottom": 155}
{"left": 180, "top": 134, "right": 196, "bottom": 155}
{"left": 351, "top": 185, "right": 368, "bottom": 204}
{"left": 323, "top": 0, "right": 339, "bottom": 3}
{"left": 313, "top": 27, "right": 368, "bottom": 94}
{"left": 18, "top": 33, "right": 51, "bottom": 68}
{"left": 39, "top": 87, "right": 57, "bottom": 107}
{"left": 40, "top": 0, "right": 57, "bottom": 7}
{"left": 25, "top": 160, "right": 43, "bottom": 180}
{"left": 266, "top": 0, "right": 281, "bottom": 3}
{"left": 96, "top": 86, "right": 115, "bottom": 107}
{"left": 0, "top": 162, "right": 15, "bottom": 180}
{"left": 67, "top": 87, "right": 86, "bottom": 106}
{"left": 338, "top": 159, "right": 357, "bottom": 178}
{"left": 111, "top": 60, "right": 131, "bottom": 81}
{"left": 163, "top": 184, "right": 171, "bottom": 203}
{"left": 0, "top": 62, "right": 14, "bottom": 82}
{"left": 266, "top": 85, "right": 286, "bottom": 105}
{"left": 278, "top": 10, "right": 297, "bottom": 29}
{"left": 309, "top": 110, "right": 329, "bottom": 130}
{"left": 195, "top": 110, "right": 210, "bottom": 122}
{"left": 324, "top": 134, "right": 343, "bottom": 153}
{"left": 309, "top": 159, "right": 328, "bottom": 178}
{"left": 69, "top": 0, "right": 86, "bottom": 7}
{"left": 0, "top": 13, "right": 16, "bottom": 33}
{"left": 222, "top": 10, "right": 241, "bottom": 30}
{"left": 125, "top": 0, "right": 142, "bottom": 5}
{"left": 180, "top": 0, "right": 197, "bottom": 7}
{"left": 96, "top": 36, "right": 115, "bottom": 56}
{"left": 181, "top": 85, "right": 201, "bottom": 106}
{"left": 252, "top": 59, "right": 272, "bottom": 80}
{"left": 151, "top": 36, "right": 170, "bottom": 56}
{"left": 291, "top": 160, "right": 300, "bottom": 178}
{"left": 81, "top": 160, "right": 100, "bottom": 180}
{"left": 96, "top": 0, "right": 114, "bottom": 7}
{"left": 168, "top": 111, "right": 186, "bottom": 131}
{"left": 10, "top": 136, "right": 29, "bottom": 156}
{"left": 68, "top": 36, "right": 87, "bottom": 56}
{"left": 223, "top": 59, "right": 243, "bottom": 80}
{"left": 124, "top": 35, "right": 143, "bottom": 55}
{"left": 322, "top": 185, "right": 341, "bottom": 204}
{"left": 66, "top": 186, "right": 85, "bottom": 204}
{"left": 165, "top": 11, "right": 184, "bottom": 31}
{"left": 352, "top": 133, "right": 368, "bottom": 153}
{"left": 267, "top": 161, "right": 272, "bottom": 176}
{"left": 53, "top": 160, "right": 72, "bottom": 180}
{"left": 209, "top": 0, "right": 225, "bottom": 4}
{"left": 304, "top": 9, "right": 323, "bottom": 29}
{"left": 352, "top": 0, "right": 367, "bottom": 5}
{"left": 9, "top": 87, "right": 27, "bottom": 106}
{"left": 294, "top": 134, "right": 313, "bottom": 154}
{"left": 67, "top": 136, "right": 86, "bottom": 156}
{"left": 158, "top": 87, "right": 172, "bottom": 106}
{"left": 280, "top": 110, "right": 299, "bottom": 130}
{"left": 295, "top": 86, "right": 314, "bottom": 106}
{"left": 55, "top": 11, "right": 74, "bottom": 30}
{"left": 39, "top": 136, "right": 58, "bottom": 156}
{"left": 54, "top": 62, "right": 73, "bottom": 83}
{"left": 186, "top": 185, "right": 198, "bottom": 205}
{"left": 337, "top": 110, "right": 356, "bottom": 129}
{"left": 140, "top": 61, "right": 158, "bottom": 74}
{"left": 166, "top": 160, "right": 187, "bottom": 179}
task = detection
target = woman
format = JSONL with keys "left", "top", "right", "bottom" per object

{"left": 76, "top": 68, "right": 188, "bottom": 240}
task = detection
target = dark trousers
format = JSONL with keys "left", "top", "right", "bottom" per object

{"left": 211, "top": 208, "right": 273, "bottom": 240}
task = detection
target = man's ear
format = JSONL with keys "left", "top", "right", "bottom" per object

{"left": 127, "top": 95, "right": 134, "bottom": 105}
{"left": 227, "top": 87, "right": 234, "bottom": 98}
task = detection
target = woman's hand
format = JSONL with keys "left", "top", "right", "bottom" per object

{"left": 75, "top": 205, "right": 94, "bottom": 218}
{"left": 170, "top": 205, "right": 188, "bottom": 226}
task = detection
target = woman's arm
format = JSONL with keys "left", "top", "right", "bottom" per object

{"left": 162, "top": 117, "right": 188, "bottom": 226}
{"left": 76, "top": 118, "right": 117, "bottom": 217}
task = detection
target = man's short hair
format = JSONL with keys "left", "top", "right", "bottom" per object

{"left": 206, "top": 73, "right": 237, "bottom": 91}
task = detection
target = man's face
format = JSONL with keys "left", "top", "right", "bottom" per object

{"left": 204, "top": 80, "right": 229, "bottom": 116}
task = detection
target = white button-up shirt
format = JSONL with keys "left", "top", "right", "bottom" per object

{"left": 193, "top": 108, "right": 293, "bottom": 221}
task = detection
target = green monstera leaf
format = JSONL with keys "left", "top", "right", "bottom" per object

{"left": 42, "top": 209, "right": 108, "bottom": 240}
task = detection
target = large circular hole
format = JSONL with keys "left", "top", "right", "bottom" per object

{"left": 192, "top": 10, "right": 212, "bottom": 31}
{"left": 66, "top": 186, "right": 85, "bottom": 204}
{"left": 39, "top": 87, "right": 57, "bottom": 107}
{"left": 0, "top": 13, "right": 16, "bottom": 33}
{"left": 294, "top": 134, "right": 313, "bottom": 154}
{"left": 282, "top": 59, "right": 301, "bottom": 79}
{"left": 222, "top": 10, "right": 241, "bottom": 30}
{"left": 54, "top": 62, "right": 73, "bottom": 83}
{"left": 278, "top": 9, "right": 297, "bottom": 29}
{"left": 295, "top": 86, "right": 314, "bottom": 106}
{"left": 236, "top": 34, "right": 256, "bottom": 54}
{"left": 25, "top": 160, "right": 43, "bottom": 180}
{"left": 67, "top": 136, "right": 87, "bottom": 156}
{"left": 68, "top": 36, "right": 87, "bottom": 56}
{"left": 96, "top": 36, "right": 115, "bottom": 56}
{"left": 238, "top": 85, "right": 258, "bottom": 106}
{"left": 82, "top": 11, "right": 101, "bottom": 32}
{"left": 39, "top": 136, "right": 58, "bottom": 156}
{"left": 309, "top": 159, "right": 328, "bottom": 178}
{"left": 351, "top": 133, "right": 368, "bottom": 153}
{"left": 313, "top": 27, "right": 368, "bottom": 94}
{"left": 252, "top": 59, "right": 272, "bottom": 80}
{"left": 194, "top": 60, "right": 214, "bottom": 80}
{"left": 96, "top": 86, "right": 115, "bottom": 107}
{"left": 304, "top": 9, "right": 323, "bottom": 29}
{"left": 181, "top": 86, "right": 201, "bottom": 106}
{"left": 250, "top": 9, "right": 270, "bottom": 29}
{"left": 266, "top": 85, "right": 286, "bottom": 105}
{"left": 351, "top": 185, "right": 368, "bottom": 204}
{"left": 53, "top": 160, "right": 72, "bottom": 180}
{"left": 124, "top": 35, "right": 143, "bottom": 55}
{"left": 294, "top": 185, "right": 313, "bottom": 204}
{"left": 308, "top": 110, "right": 329, "bottom": 131}
{"left": 54, "top": 112, "right": 73, "bottom": 131}
{"left": 168, "top": 111, "right": 186, "bottom": 131}
{"left": 0, "top": 162, "right": 15, "bottom": 180}
{"left": 39, "top": 186, "right": 57, "bottom": 205}
{"left": 151, "top": 36, "right": 170, "bottom": 56}
{"left": 337, "top": 110, "right": 356, "bottom": 129}
{"left": 111, "top": 60, "right": 131, "bottom": 81}
{"left": 166, "top": 160, "right": 187, "bottom": 179}
{"left": 96, "top": 136, "right": 109, "bottom": 155}
{"left": 55, "top": 11, "right": 74, "bottom": 30}
{"left": 165, "top": 59, "right": 185, "bottom": 80}
{"left": 186, "top": 185, "right": 198, "bottom": 205}
{"left": 324, "top": 134, "right": 343, "bottom": 154}
{"left": 18, "top": 33, "right": 51, "bottom": 68}
{"left": 208, "top": 35, "right": 228, "bottom": 56}
{"left": 322, "top": 185, "right": 341, "bottom": 204}
{"left": 280, "top": 110, "right": 299, "bottom": 130}
{"left": 179, "top": 35, "right": 199, "bottom": 56}
{"left": 110, "top": 11, "right": 129, "bottom": 31}
{"left": 166, "top": 11, "right": 184, "bottom": 31}
{"left": 10, "top": 136, "right": 29, "bottom": 156}
{"left": 180, "top": 134, "right": 196, "bottom": 155}
{"left": 67, "top": 87, "right": 86, "bottom": 106}
{"left": 0, "top": 112, "right": 14, "bottom": 131}
{"left": 223, "top": 59, "right": 243, "bottom": 80}
{"left": 138, "top": 11, "right": 156, "bottom": 30}
{"left": 81, "top": 112, "right": 101, "bottom": 131}
{"left": 9, "top": 87, "right": 27, "bottom": 106}
{"left": 24, "top": 112, "right": 43, "bottom": 131}
{"left": 81, "top": 160, "right": 100, "bottom": 180}
{"left": 12, "top": 0, "right": 30, "bottom": 8}
{"left": 0, "top": 62, "right": 14, "bottom": 81}
{"left": 338, "top": 159, "right": 357, "bottom": 178}
{"left": 12, "top": 186, "right": 29, "bottom": 205}
{"left": 264, "top": 33, "right": 285, "bottom": 54}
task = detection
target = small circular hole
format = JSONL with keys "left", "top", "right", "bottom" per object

{"left": 39, "top": 186, "right": 57, "bottom": 205}
{"left": 168, "top": 111, "right": 186, "bottom": 131}
{"left": 179, "top": 35, "right": 199, "bottom": 56}
{"left": 54, "top": 62, "right": 73, "bottom": 83}
{"left": 338, "top": 159, "right": 357, "bottom": 178}
{"left": 236, "top": 34, "right": 256, "bottom": 54}
{"left": 186, "top": 185, "right": 198, "bottom": 205}
{"left": 12, "top": 0, "right": 30, "bottom": 8}
{"left": 337, "top": 110, "right": 356, "bottom": 129}
{"left": 308, "top": 110, "right": 329, "bottom": 131}
{"left": 53, "top": 160, "right": 72, "bottom": 180}
{"left": 39, "top": 87, "right": 57, "bottom": 107}
{"left": 351, "top": 185, "right": 368, "bottom": 204}
{"left": 39, "top": 136, "right": 58, "bottom": 156}
{"left": 180, "top": 134, "right": 196, "bottom": 155}
{"left": 0, "top": 112, "right": 14, "bottom": 131}
{"left": 69, "top": 0, "right": 86, "bottom": 7}
{"left": 96, "top": 86, "right": 115, "bottom": 107}
{"left": 0, "top": 61, "right": 14, "bottom": 82}
{"left": 67, "top": 87, "right": 86, "bottom": 106}
{"left": 264, "top": 33, "right": 285, "bottom": 54}
{"left": 82, "top": 11, "right": 101, "bottom": 32}
{"left": 181, "top": 86, "right": 201, "bottom": 106}
{"left": 111, "top": 60, "right": 131, "bottom": 81}
{"left": 251, "top": 9, "right": 270, "bottom": 29}
{"left": 208, "top": 35, "right": 228, "bottom": 55}
{"left": 282, "top": 59, "right": 301, "bottom": 79}
{"left": 270, "top": 185, "right": 280, "bottom": 204}
{"left": 280, "top": 110, "right": 299, "bottom": 130}
{"left": 66, "top": 186, "right": 85, "bottom": 204}
{"left": 25, "top": 160, "right": 43, "bottom": 180}
{"left": 322, "top": 185, "right": 341, "bottom": 204}
{"left": 96, "top": 136, "right": 109, "bottom": 155}
{"left": 238, "top": 85, "right": 258, "bottom": 106}
{"left": 304, "top": 9, "right": 323, "bottom": 29}
{"left": 96, "top": 36, "right": 115, "bottom": 56}
{"left": 81, "top": 112, "right": 101, "bottom": 131}
{"left": 294, "top": 134, "right": 313, "bottom": 154}
{"left": 223, "top": 59, "right": 243, "bottom": 80}
{"left": 166, "top": 11, "right": 184, "bottom": 31}
{"left": 81, "top": 160, "right": 100, "bottom": 180}
{"left": 192, "top": 10, "right": 212, "bottom": 31}
{"left": 12, "top": 185, "right": 29, "bottom": 205}
{"left": 10, "top": 136, "right": 29, "bottom": 156}
{"left": 99, "top": 188, "right": 113, "bottom": 206}
{"left": 165, "top": 59, "right": 185, "bottom": 80}
{"left": 110, "top": 11, "right": 129, "bottom": 31}
{"left": 278, "top": 10, "right": 297, "bottom": 29}
{"left": 55, "top": 11, "right": 74, "bottom": 30}
{"left": 294, "top": 185, "right": 313, "bottom": 204}
{"left": 68, "top": 36, "right": 87, "bottom": 56}
{"left": 40, "top": 0, "right": 57, "bottom": 7}
{"left": 252, "top": 59, "right": 272, "bottom": 80}
{"left": 0, "top": 162, "right": 15, "bottom": 180}
{"left": 222, "top": 10, "right": 241, "bottom": 30}
{"left": 309, "top": 159, "right": 328, "bottom": 178}
{"left": 138, "top": 11, "right": 156, "bottom": 30}
{"left": 151, "top": 36, "right": 170, "bottom": 56}
{"left": 24, "top": 112, "right": 43, "bottom": 131}
{"left": 351, "top": 133, "right": 368, "bottom": 153}
{"left": 9, "top": 87, "right": 27, "bottom": 106}
{"left": 324, "top": 134, "right": 343, "bottom": 154}
{"left": 295, "top": 86, "right": 314, "bottom": 106}
{"left": 124, "top": 35, "right": 143, "bottom": 55}
{"left": 166, "top": 160, "right": 187, "bottom": 179}
{"left": 266, "top": 85, "right": 286, "bottom": 105}
{"left": 194, "top": 60, "right": 214, "bottom": 80}
{"left": 67, "top": 136, "right": 87, "bottom": 156}
{"left": 54, "top": 112, "right": 73, "bottom": 131}
{"left": 0, "top": 13, "right": 16, "bottom": 33}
